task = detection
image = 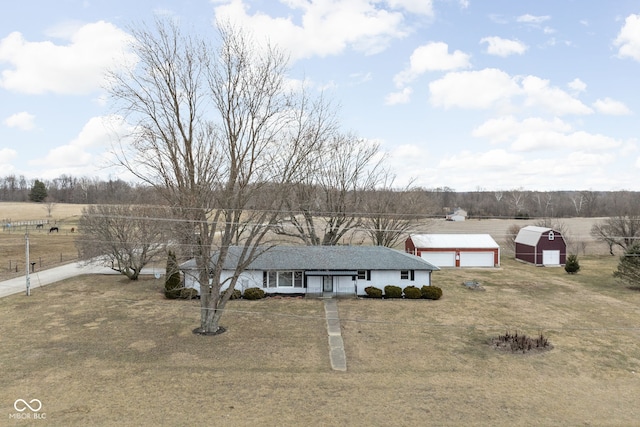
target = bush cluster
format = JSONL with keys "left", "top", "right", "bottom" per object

{"left": 384, "top": 285, "right": 403, "bottom": 299}
{"left": 421, "top": 285, "right": 443, "bottom": 300}
{"left": 364, "top": 286, "right": 383, "bottom": 298}
{"left": 164, "top": 250, "right": 184, "bottom": 299}
{"left": 243, "top": 287, "right": 265, "bottom": 300}
{"left": 223, "top": 288, "right": 242, "bottom": 300}
{"left": 403, "top": 286, "right": 422, "bottom": 299}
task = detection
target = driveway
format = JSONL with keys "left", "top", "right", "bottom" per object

{"left": 0, "top": 263, "right": 158, "bottom": 298}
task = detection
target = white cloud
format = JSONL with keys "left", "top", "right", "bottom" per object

{"left": 567, "top": 78, "right": 587, "bottom": 93}
{"left": 0, "top": 21, "right": 134, "bottom": 94}
{"left": 386, "top": 0, "right": 434, "bottom": 16}
{"left": 30, "top": 115, "right": 127, "bottom": 170}
{"left": 4, "top": 111, "right": 35, "bottom": 130}
{"left": 438, "top": 149, "right": 522, "bottom": 170}
{"left": 520, "top": 75, "right": 593, "bottom": 115}
{"left": 472, "top": 116, "right": 622, "bottom": 154}
{"left": 593, "top": 97, "right": 632, "bottom": 115}
{"left": 517, "top": 14, "right": 551, "bottom": 24}
{"left": 614, "top": 14, "right": 640, "bottom": 61}
{"left": 0, "top": 147, "right": 18, "bottom": 164}
{"left": 213, "top": 0, "right": 409, "bottom": 60}
{"left": 385, "top": 87, "right": 412, "bottom": 105}
{"left": 480, "top": 36, "right": 527, "bottom": 57}
{"left": 472, "top": 116, "right": 572, "bottom": 144}
{"left": 393, "top": 42, "right": 471, "bottom": 87}
{"left": 429, "top": 68, "right": 520, "bottom": 109}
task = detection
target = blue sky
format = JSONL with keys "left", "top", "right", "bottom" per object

{"left": 1, "top": 0, "right": 639, "bottom": 191}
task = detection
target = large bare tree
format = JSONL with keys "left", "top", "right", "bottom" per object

{"left": 108, "top": 19, "right": 328, "bottom": 334}
{"left": 591, "top": 216, "right": 640, "bottom": 255}
{"left": 275, "top": 133, "right": 384, "bottom": 245}
{"left": 77, "top": 204, "right": 168, "bottom": 280}
{"left": 360, "top": 176, "right": 430, "bottom": 248}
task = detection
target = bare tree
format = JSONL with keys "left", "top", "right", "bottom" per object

{"left": 108, "top": 19, "right": 328, "bottom": 334}
{"left": 360, "top": 176, "right": 429, "bottom": 247}
{"left": 77, "top": 204, "right": 168, "bottom": 280}
{"left": 275, "top": 133, "right": 384, "bottom": 246}
{"left": 591, "top": 216, "right": 640, "bottom": 255}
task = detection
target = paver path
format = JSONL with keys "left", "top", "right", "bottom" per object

{"left": 324, "top": 299, "right": 347, "bottom": 371}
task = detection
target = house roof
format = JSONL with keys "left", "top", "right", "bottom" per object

{"left": 514, "top": 226, "right": 558, "bottom": 246}
{"left": 182, "top": 245, "right": 439, "bottom": 272}
{"left": 409, "top": 234, "right": 499, "bottom": 249}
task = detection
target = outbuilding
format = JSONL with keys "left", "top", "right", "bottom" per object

{"left": 514, "top": 226, "right": 566, "bottom": 266}
{"left": 405, "top": 234, "right": 500, "bottom": 268}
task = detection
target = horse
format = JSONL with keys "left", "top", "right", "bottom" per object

{"left": 49, "top": 226, "right": 59, "bottom": 233}
{"left": 35, "top": 223, "right": 43, "bottom": 229}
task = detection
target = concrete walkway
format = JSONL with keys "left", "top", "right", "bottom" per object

{"left": 324, "top": 299, "right": 347, "bottom": 371}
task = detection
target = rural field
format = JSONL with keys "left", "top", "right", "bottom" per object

{"left": 2, "top": 254, "right": 640, "bottom": 426}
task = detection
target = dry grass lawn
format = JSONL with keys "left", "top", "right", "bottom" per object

{"left": 2, "top": 255, "right": 640, "bottom": 426}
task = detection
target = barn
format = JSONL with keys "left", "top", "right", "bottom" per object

{"left": 514, "top": 226, "right": 566, "bottom": 266}
{"left": 405, "top": 234, "right": 500, "bottom": 268}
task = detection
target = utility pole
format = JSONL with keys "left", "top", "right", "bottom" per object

{"left": 25, "top": 232, "right": 30, "bottom": 296}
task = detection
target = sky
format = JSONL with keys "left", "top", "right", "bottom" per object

{"left": 1, "top": 0, "right": 639, "bottom": 192}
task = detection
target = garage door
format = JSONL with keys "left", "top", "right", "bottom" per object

{"left": 460, "top": 251, "right": 495, "bottom": 267}
{"left": 421, "top": 251, "right": 456, "bottom": 267}
{"left": 542, "top": 250, "right": 560, "bottom": 265}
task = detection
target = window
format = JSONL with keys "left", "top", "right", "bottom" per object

{"left": 278, "top": 271, "right": 293, "bottom": 287}
{"left": 548, "top": 231, "right": 555, "bottom": 241}
{"left": 357, "top": 270, "right": 371, "bottom": 281}
{"left": 264, "top": 271, "right": 303, "bottom": 287}
{"left": 294, "top": 271, "right": 303, "bottom": 288}
{"left": 268, "top": 271, "right": 277, "bottom": 288}
{"left": 400, "top": 270, "right": 415, "bottom": 281}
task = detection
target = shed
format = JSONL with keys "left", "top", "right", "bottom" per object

{"left": 514, "top": 226, "right": 566, "bottom": 266}
{"left": 405, "top": 234, "right": 500, "bottom": 268}
{"left": 446, "top": 208, "right": 467, "bottom": 221}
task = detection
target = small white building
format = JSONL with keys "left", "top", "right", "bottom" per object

{"left": 446, "top": 208, "right": 467, "bottom": 221}
{"left": 181, "top": 245, "right": 439, "bottom": 297}
{"left": 405, "top": 234, "right": 500, "bottom": 268}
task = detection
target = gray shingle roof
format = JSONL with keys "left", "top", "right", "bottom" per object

{"left": 182, "top": 245, "right": 439, "bottom": 271}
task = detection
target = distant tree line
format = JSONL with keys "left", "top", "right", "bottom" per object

{"left": 2, "top": 174, "right": 639, "bottom": 219}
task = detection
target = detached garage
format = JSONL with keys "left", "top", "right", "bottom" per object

{"left": 405, "top": 234, "right": 500, "bottom": 268}
{"left": 515, "top": 226, "right": 566, "bottom": 266}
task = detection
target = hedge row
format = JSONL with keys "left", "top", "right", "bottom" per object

{"left": 365, "top": 285, "right": 442, "bottom": 300}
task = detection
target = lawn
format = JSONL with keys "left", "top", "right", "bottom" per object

{"left": 2, "top": 255, "right": 640, "bottom": 426}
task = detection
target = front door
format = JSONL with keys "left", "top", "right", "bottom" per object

{"left": 323, "top": 276, "right": 333, "bottom": 292}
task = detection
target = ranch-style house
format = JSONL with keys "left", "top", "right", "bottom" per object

{"left": 181, "top": 245, "right": 439, "bottom": 297}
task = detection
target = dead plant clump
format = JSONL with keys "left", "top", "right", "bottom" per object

{"left": 491, "top": 330, "right": 553, "bottom": 354}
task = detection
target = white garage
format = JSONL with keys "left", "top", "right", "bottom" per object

{"left": 406, "top": 234, "right": 500, "bottom": 268}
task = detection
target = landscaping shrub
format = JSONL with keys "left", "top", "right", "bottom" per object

{"left": 243, "top": 287, "right": 265, "bottom": 300}
{"left": 564, "top": 254, "right": 580, "bottom": 274}
{"left": 364, "top": 286, "right": 383, "bottom": 298}
{"left": 421, "top": 285, "right": 443, "bottom": 300}
{"left": 180, "top": 288, "right": 199, "bottom": 300}
{"left": 223, "top": 288, "right": 242, "bottom": 300}
{"left": 164, "top": 250, "right": 182, "bottom": 299}
{"left": 403, "top": 285, "right": 422, "bottom": 299}
{"left": 384, "top": 285, "right": 402, "bottom": 299}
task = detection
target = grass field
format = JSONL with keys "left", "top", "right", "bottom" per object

{"left": 2, "top": 255, "right": 639, "bottom": 426}
{"left": 0, "top": 203, "right": 85, "bottom": 281}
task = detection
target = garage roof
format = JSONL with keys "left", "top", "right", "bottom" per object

{"left": 410, "top": 234, "right": 499, "bottom": 249}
